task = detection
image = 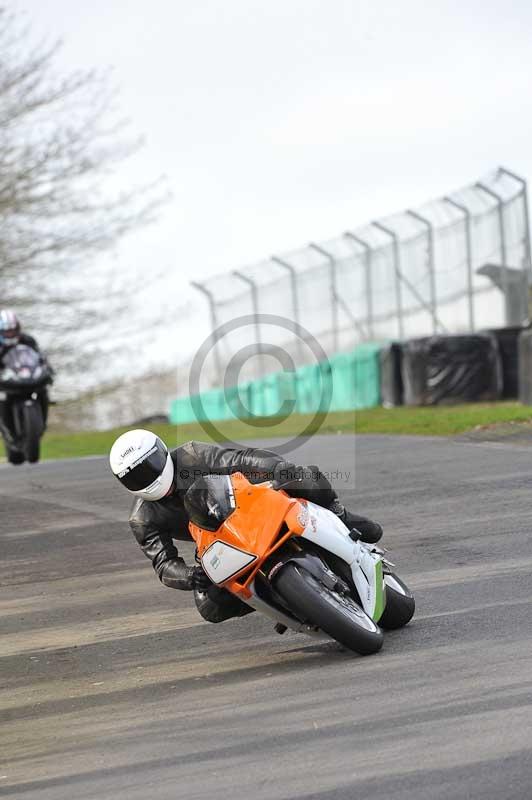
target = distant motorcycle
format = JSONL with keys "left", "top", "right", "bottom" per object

{"left": 186, "top": 472, "right": 415, "bottom": 655}
{"left": 0, "top": 344, "right": 53, "bottom": 464}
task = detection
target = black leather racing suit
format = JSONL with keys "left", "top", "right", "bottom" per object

{"left": 129, "top": 440, "right": 381, "bottom": 623}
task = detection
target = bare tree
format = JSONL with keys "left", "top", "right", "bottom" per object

{"left": 0, "top": 7, "right": 169, "bottom": 396}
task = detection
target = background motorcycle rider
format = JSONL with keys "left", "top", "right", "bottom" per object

{"left": 0, "top": 309, "right": 52, "bottom": 457}
{"left": 110, "top": 429, "right": 383, "bottom": 624}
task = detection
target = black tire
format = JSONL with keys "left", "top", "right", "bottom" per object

{"left": 22, "top": 403, "right": 43, "bottom": 463}
{"left": 275, "top": 563, "right": 383, "bottom": 655}
{"left": 379, "top": 572, "right": 415, "bottom": 630}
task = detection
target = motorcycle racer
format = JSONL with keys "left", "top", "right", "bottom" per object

{"left": 0, "top": 309, "right": 37, "bottom": 352}
{"left": 109, "top": 429, "right": 383, "bottom": 623}
{"left": 0, "top": 310, "right": 52, "bottom": 461}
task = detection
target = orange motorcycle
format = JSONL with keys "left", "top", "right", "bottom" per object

{"left": 185, "top": 472, "right": 414, "bottom": 655}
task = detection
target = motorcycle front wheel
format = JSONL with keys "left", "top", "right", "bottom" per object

{"left": 379, "top": 572, "right": 415, "bottom": 630}
{"left": 22, "top": 402, "right": 43, "bottom": 463}
{"left": 275, "top": 563, "right": 383, "bottom": 655}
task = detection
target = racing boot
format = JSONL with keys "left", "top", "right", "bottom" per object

{"left": 329, "top": 499, "right": 383, "bottom": 544}
{"left": 0, "top": 413, "right": 23, "bottom": 464}
{"left": 194, "top": 584, "right": 254, "bottom": 623}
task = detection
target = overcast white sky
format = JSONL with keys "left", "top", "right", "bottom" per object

{"left": 22, "top": 0, "right": 532, "bottom": 363}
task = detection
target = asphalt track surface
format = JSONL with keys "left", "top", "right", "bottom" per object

{"left": 2, "top": 434, "right": 532, "bottom": 800}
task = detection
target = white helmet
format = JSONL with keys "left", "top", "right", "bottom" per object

{"left": 109, "top": 429, "right": 174, "bottom": 501}
{"left": 0, "top": 309, "right": 21, "bottom": 347}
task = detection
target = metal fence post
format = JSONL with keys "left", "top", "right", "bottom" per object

{"left": 308, "top": 242, "right": 339, "bottom": 352}
{"left": 343, "top": 231, "right": 374, "bottom": 339}
{"left": 475, "top": 181, "right": 510, "bottom": 324}
{"left": 309, "top": 242, "right": 368, "bottom": 349}
{"left": 498, "top": 167, "right": 532, "bottom": 282}
{"left": 371, "top": 221, "right": 404, "bottom": 339}
{"left": 190, "top": 281, "right": 223, "bottom": 386}
{"left": 270, "top": 255, "right": 304, "bottom": 364}
{"left": 407, "top": 209, "right": 437, "bottom": 334}
{"left": 443, "top": 196, "right": 475, "bottom": 331}
{"left": 232, "top": 270, "right": 264, "bottom": 376}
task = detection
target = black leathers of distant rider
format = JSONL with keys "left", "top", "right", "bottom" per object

{"left": 129, "top": 441, "right": 382, "bottom": 623}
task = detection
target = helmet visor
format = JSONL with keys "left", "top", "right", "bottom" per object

{"left": 1, "top": 329, "right": 19, "bottom": 345}
{"left": 119, "top": 440, "right": 169, "bottom": 491}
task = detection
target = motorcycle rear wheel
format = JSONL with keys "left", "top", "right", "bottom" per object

{"left": 275, "top": 563, "right": 383, "bottom": 655}
{"left": 22, "top": 403, "right": 43, "bottom": 463}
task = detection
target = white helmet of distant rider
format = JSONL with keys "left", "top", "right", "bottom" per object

{"left": 109, "top": 429, "right": 174, "bottom": 501}
{"left": 0, "top": 309, "right": 21, "bottom": 347}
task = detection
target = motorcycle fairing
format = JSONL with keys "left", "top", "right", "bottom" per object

{"left": 189, "top": 472, "right": 306, "bottom": 598}
{"left": 300, "top": 501, "right": 386, "bottom": 622}
{"left": 190, "top": 474, "right": 385, "bottom": 621}
{"left": 201, "top": 540, "right": 257, "bottom": 583}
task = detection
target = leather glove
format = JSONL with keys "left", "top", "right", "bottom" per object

{"left": 189, "top": 565, "right": 212, "bottom": 593}
{"left": 160, "top": 559, "right": 210, "bottom": 591}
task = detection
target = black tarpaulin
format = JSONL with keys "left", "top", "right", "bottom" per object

{"left": 401, "top": 334, "right": 502, "bottom": 406}
{"left": 481, "top": 327, "right": 522, "bottom": 399}
{"left": 380, "top": 343, "right": 403, "bottom": 407}
{"left": 518, "top": 329, "right": 532, "bottom": 404}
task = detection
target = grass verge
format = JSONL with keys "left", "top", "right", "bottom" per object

{"left": 2, "top": 401, "right": 532, "bottom": 461}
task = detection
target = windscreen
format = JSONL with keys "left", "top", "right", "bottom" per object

{"left": 2, "top": 344, "right": 40, "bottom": 370}
{"left": 184, "top": 474, "right": 236, "bottom": 532}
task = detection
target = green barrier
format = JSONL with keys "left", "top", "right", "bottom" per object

{"left": 294, "top": 363, "right": 321, "bottom": 414}
{"left": 248, "top": 373, "right": 291, "bottom": 418}
{"left": 328, "top": 343, "right": 382, "bottom": 411}
{"left": 169, "top": 395, "right": 195, "bottom": 424}
{"left": 170, "top": 387, "right": 229, "bottom": 423}
{"left": 277, "top": 370, "right": 298, "bottom": 416}
{"left": 247, "top": 376, "right": 267, "bottom": 418}
{"left": 226, "top": 382, "right": 253, "bottom": 420}
{"left": 169, "top": 343, "right": 383, "bottom": 425}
